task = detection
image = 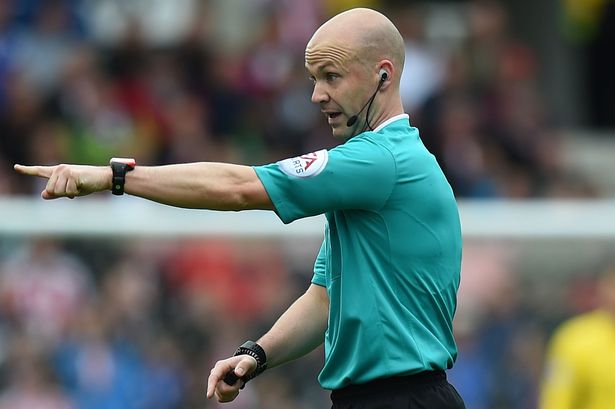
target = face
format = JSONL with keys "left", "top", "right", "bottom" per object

{"left": 305, "top": 41, "right": 373, "bottom": 140}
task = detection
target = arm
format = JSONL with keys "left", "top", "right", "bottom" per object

{"left": 13, "top": 162, "right": 273, "bottom": 211}
{"left": 259, "top": 283, "right": 329, "bottom": 368}
{"left": 207, "top": 283, "right": 329, "bottom": 402}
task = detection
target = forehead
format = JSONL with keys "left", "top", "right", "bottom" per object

{"left": 304, "top": 40, "right": 356, "bottom": 73}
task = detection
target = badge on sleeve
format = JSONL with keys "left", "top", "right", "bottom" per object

{"left": 277, "top": 149, "right": 328, "bottom": 178}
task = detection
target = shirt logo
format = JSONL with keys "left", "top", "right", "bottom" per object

{"left": 278, "top": 149, "right": 328, "bottom": 178}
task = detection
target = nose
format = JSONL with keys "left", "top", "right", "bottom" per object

{"left": 311, "top": 82, "right": 329, "bottom": 104}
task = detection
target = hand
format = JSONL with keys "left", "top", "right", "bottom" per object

{"left": 207, "top": 354, "right": 258, "bottom": 403}
{"left": 14, "top": 164, "right": 112, "bottom": 200}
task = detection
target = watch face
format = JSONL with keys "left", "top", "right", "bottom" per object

{"left": 110, "top": 157, "right": 136, "bottom": 168}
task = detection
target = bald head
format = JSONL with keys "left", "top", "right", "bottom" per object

{"left": 305, "top": 9, "right": 406, "bottom": 139}
{"left": 306, "top": 8, "right": 405, "bottom": 79}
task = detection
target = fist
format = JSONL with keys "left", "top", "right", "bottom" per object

{"left": 207, "top": 355, "right": 258, "bottom": 403}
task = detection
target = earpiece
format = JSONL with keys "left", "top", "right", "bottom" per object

{"left": 346, "top": 69, "right": 389, "bottom": 128}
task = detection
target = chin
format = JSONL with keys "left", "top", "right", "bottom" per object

{"left": 331, "top": 127, "right": 353, "bottom": 141}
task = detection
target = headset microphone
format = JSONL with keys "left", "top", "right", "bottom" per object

{"left": 346, "top": 70, "right": 388, "bottom": 128}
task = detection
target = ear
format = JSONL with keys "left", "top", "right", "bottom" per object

{"left": 377, "top": 60, "right": 395, "bottom": 89}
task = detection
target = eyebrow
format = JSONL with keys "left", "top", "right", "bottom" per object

{"left": 305, "top": 62, "right": 336, "bottom": 74}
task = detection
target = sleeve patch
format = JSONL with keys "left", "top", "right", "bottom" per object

{"left": 277, "top": 149, "right": 328, "bottom": 178}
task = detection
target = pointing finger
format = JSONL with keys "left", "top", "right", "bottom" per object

{"left": 207, "top": 367, "right": 223, "bottom": 399}
{"left": 14, "top": 164, "right": 54, "bottom": 179}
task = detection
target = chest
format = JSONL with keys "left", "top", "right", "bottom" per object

{"left": 580, "top": 331, "right": 615, "bottom": 403}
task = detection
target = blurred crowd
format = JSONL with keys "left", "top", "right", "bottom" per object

{"left": 1, "top": 236, "right": 612, "bottom": 409}
{"left": 0, "top": 0, "right": 612, "bottom": 409}
{"left": 0, "top": 236, "right": 330, "bottom": 409}
{"left": 0, "top": 0, "right": 603, "bottom": 198}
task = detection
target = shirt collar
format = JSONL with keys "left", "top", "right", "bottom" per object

{"left": 373, "top": 114, "right": 409, "bottom": 133}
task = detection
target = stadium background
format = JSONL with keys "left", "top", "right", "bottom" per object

{"left": 0, "top": 0, "right": 614, "bottom": 408}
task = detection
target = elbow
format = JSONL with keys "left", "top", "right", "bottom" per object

{"left": 234, "top": 180, "right": 274, "bottom": 211}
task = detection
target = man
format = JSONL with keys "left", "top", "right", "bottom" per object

{"left": 14, "top": 8, "right": 465, "bottom": 409}
{"left": 539, "top": 268, "right": 615, "bottom": 409}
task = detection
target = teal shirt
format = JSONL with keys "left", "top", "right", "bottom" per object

{"left": 253, "top": 115, "right": 462, "bottom": 390}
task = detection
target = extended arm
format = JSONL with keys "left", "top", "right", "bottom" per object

{"left": 207, "top": 283, "right": 329, "bottom": 402}
{"left": 13, "top": 162, "right": 273, "bottom": 211}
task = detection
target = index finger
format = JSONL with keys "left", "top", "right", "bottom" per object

{"left": 207, "top": 368, "right": 224, "bottom": 398}
{"left": 14, "top": 164, "right": 54, "bottom": 178}
{"left": 207, "top": 361, "right": 235, "bottom": 399}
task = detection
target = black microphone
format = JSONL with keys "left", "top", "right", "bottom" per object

{"left": 346, "top": 70, "right": 388, "bottom": 128}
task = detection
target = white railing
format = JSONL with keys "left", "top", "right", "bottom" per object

{"left": 2, "top": 197, "right": 614, "bottom": 239}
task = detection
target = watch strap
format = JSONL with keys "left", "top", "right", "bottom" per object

{"left": 109, "top": 158, "right": 135, "bottom": 196}
{"left": 223, "top": 341, "right": 267, "bottom": 388}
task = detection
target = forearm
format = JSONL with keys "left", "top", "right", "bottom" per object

{"left": 258, "top": 284, "right": 329, "bottom": 369}
{"left": 125, "top": 162, "right": 273, "bottom": 211}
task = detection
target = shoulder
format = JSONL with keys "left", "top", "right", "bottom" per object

{"left": 557, "top": 311, "right": 610, "bottom": 333}
{"left": 332, "top": 133, "right": 396, "bottom": 164}
{"left": 550, "top": 311, "right": 612, "bottom": 353}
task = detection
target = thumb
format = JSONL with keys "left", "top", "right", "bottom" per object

{"left": 14, "top": 164, "right": 54, "bottom": 179}
{"left": 234, "top": 355, "right": 258, "bottom": 377}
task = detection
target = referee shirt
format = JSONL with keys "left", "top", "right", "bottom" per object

{"left": 253, "top": 114, "right": 462, "bottom": 390}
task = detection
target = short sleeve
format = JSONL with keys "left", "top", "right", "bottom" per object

{"left": 311, "top": 239, "right": 327, "bottom": 287}
{"left": 253, "top": 136, "right": 396, "bottom": 223}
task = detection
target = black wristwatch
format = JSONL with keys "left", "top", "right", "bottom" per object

{"left": 109, "top": 157, "right": 136, "bottom": 196}
{"left": 223, "top": 341, "right": 268, "bottom": 387}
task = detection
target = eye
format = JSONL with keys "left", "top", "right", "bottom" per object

{"left": 325, "top": 73, "right": 339, "bottom": 82}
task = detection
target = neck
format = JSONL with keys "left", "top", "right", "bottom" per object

{"left": 367, "top": 95, "right": 405, "bottom": 131}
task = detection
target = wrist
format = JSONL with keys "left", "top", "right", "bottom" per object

{"left": 105, "top": 166, "right": 113, "bottom": 191}
{"left": 233, "top": 341, "right": 267, "bottom": 386}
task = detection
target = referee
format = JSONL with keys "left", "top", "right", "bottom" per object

{"left": 15, "top": 8, "right": 466, "bottom": 409}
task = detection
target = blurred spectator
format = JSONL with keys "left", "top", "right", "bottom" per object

{"left": 53, "top": 301, "right": 150, "bottom": 409}
{"left": 394, "top": 4, "right": 447, "bottom": 115}
{"left": 83, "top": 0, "right": 198, "bottom": 47}
{"left": 0, "top": 336, "right": 75, "bottom": 409}
{"left": 0, "top": 239, "right": 93, "bottom": 344}
{"left": 0, "top": 0, "right": 19, "bottom": 111}
{"left": 562, "top": 0, "right": 615, "bottom": 127}
{"left": 539, "top": 266, "right": 615, "bottom": 409}
{"left": 12, "top": 0, "right": 84, "bottom": 94}
{"left": 162, "top": 238, "right": 290, "bottom": 323}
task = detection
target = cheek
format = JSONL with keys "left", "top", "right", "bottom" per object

{"left": 333, "top": 87, "right": 359, "bottom": 111}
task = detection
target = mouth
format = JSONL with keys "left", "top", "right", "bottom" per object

{"left": 323, "top": 111, "right": 343, "bottom": 122}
